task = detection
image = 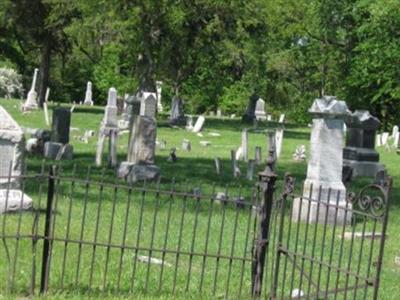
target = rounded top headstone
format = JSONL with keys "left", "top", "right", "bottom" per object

{"left": 309, "top": 95, "right": 349, "bottom": 118}
{"left": 107, "top": 87, "right": 117, "bottom": 107}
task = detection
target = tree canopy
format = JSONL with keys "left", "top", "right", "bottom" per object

{"left": 1, "top": 0, "right": 399, "bottom": 126}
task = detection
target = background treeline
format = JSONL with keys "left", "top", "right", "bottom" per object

{"left": 0, "top": 0, "right": 399, "bottom": 126}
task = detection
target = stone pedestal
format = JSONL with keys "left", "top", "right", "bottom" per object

{"left": 293, "top": 96, "right": 350, "bottom": 225}
{"left": 343, "top": 110, "right": 384, "bottom": 178}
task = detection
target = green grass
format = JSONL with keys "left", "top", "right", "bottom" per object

{"left": 0, "top": 98, "right": 399, "bottom": 299}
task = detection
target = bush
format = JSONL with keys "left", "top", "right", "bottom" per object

{"left": 0, "top": 67, "right": 24, "bottom": 99}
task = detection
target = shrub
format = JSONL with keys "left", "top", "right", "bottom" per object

{"left": 0, "top": 67, "right": 24, "bottom": 99}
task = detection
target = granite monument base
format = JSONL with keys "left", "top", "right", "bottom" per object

{"left": 343, "top": 159, "right": 385, "bottom": 178}
{"left": 118, "top": 162, "right": 160, "bottom": 183}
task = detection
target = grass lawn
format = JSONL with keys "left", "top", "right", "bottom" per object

{"left": 0, "top": 98, "right": 399, "bottom": 299}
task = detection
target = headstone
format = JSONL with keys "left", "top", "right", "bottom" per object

{"left": 209, "top": 111, "right": 215, "bottom": 117}
{"left": 0, "top": 106, "right": 25, "bottom": 189}
{"left": 199, "top": 140, "right": 211, "bottom": 147}
{"left": 23, "top": 68, "right": 39, "bottom": 110}
{"left": 293, "top": 145, "right": 306, "bottom": 161}
{"left": 118, "top": 115, "right": 159, "bottom": 182}
{"left": 231, "top": 150, "right": 240, "bottom": 177}
{"left": 119, "top": 94, "right": 141, "bottom": 130}
{"left": 394, "top": 132, "right": 400, "bottom": 148}
{"left": 95, "top": 88, "right": 119, "bottom": 167}
{"left": 241, "top": 129, "right": 248, "bottom": 161}
{"left": 246, "top": 159, "right": 255, "bottom": 180}
{"left": 182, "top": 139, "right": 191, "bottom": 151}
{"left": 0, "top": 190, "right": 33, "bottom": 214}
{"left": 140, "top": 93, "right": 157, "bottom": 119}
{"left": 230, "top": 114, "right": 236, "bottom": 119}
{"left": 167, "top": 148, "right": 177, "bottom": 162}
{"left": 216, "top": 108, "right": 222, "bottom": 117}
{"left": 343, "top": 110, "right": 385, "bottom": 178}
{"left": 51, "top": 108, "right": 71, "bottom": 144}
{"left": 43, "top": 102, "right": 50, "bottom": 126}
{"left": 235, "top": 146, "right": 243, "bottom": 160}
{"left": 275, "top": 127, "right": 284, "bottom": 158}
{"left": 292, "top": 96, "right": 350, "bottom": 225}
{"left": 255, "top": 146, "right": 262, "bottom": 165}
{"left": 278, "top": 114, "right": 285, "bottom": 123}
{"left": 267, "top": 114, "right": 272, "bottom": 121}
{"left": 376, "top": 134, "right": 382, "bottom": 147}
{"left": 193, "top": 116, "right": 205, "bottom": 133}
{"left": 44, "top": 142, "right": 73, "bottom": 160}
{"left": 381, "top": 132, "right": 389, "bottom": 146}
{"left": 169, "top": 97, "right": 186, "bottom": 125}
{"left": 242, "top": 94, "right": 258, "bottom": 123}
{"left": 185, "top": 115, "right": 194, "bottom": 131}
{"left": 214, "top": 157, "right": 221, "bottom": 175}
{"left": 392, "top": 125, "right": 398, "bottom": 138}
{"left": 255, "top": 98, "right": 267, "bottom": 121}
{"left": 156, "top": 81, "right": 163, "bottom": 112}
{"left": 83, "top": 81, "right": 94, "bottom": 106}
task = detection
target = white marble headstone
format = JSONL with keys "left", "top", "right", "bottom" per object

{"left": 140, "top": 93, "right": 157, "bottom": 119}
{"left": 193, "top": 116, "right": 205, "bottom": 133}
{"left": 83, "top": 81, "right": 94, "bottom": 106}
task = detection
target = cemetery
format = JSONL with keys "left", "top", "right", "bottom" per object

{"left": 0, "top": 1, "right": 399, "bottom": 299}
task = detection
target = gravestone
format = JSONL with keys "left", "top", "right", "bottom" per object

{"left": 343, "top": 110, "right": 384, "bottom": 178}
{"left": 83, "top": 81, "right": 94, "bottom": 105}
{"left": 156, "top": 81, "right": 163, "bottom": 112}
{"left": 241, "top": 129, "right": 248, "bottom": 161}
{"left": 96, "top": 88, "right": 119, "bottom": 167}
{"left": 275, "top": 128, "right": 284, "bottom": 158}
{"left": 255, "top": 146, "right": 262, "bottom": 165}
{"left": 118, "top": 114, "right": 159, "bottom": 182}
{"left": 182, "top": 139, "right": 191, "bottom": 151}
{"left": 242, "top": 94, "right": 258, "bottom": 123}
{"left": 119, "top": 94, "right": 142, "bottom": 130}
{"left": 186, "top": 115, "right": 194, "bottom": 131}
{"left": 255, "top": 98, "right": 267, "bottom": 121}
{"left": 140, "top": 94, "right": 157, "bottom": 119}
{"left": 169, "top": 96, "right": 186, "bottom": 125}
{"left": 216, "top": 108, "right": 222, "bottom": 118}
{"left": 0, "top": 106, "right": 32, "bottom": 213}
{"left": 376, "top": 134, "right": 382, "bottom": 147}
{"left": 45, "top": 107, "right": 73, "bottom": 160}
{"left": 392, "top": 125, "right": 398, "bottom": 138}
{"left": 51, "top": 108, "right": 71, "bottom": 144}
{"left": 278, "top": 114, "right": 285, "bottom": 123}
{"left": 247, "top": 159, "right": 255, "bottom": 180}
{"left": 23, "top": 68, "right": 39, "bottom": 110}
{"left": 292, "top": 96, "right": 350, "bottom": 225}
{"left": 394, "top": 132, "right": 400, "bottom": 148}
{"left": 381, "top": 132, "right": 389, "bottom": 147}
{"left": 0, "top": 106, "right": 25, "bottom": 188}
{"left": 231, "top": 150, "right": 240, "bottom": 177}
{"left": 193, "top": 116, "right": 205, "bottom": 133}
{"left": 267, "top": 114, "right": 272, "bottom": 121}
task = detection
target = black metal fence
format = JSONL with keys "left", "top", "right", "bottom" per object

{"left": 0, "top": 163, "right": 392, "bottom": 299}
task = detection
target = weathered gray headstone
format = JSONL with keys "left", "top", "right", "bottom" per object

{"left": 392, "top": 125, "right": 398, "bottom": 138}
{"left": 118, "top": 115, "right": 159, "bottom": 182}
{"left": 255, "top": 98, "right": 267, "bottom": 121}
{"left": 214, "top": 157, "right": 221, "bottom": 175}
{"left": 343, "top": 110, "right": 384, "bottom": 178}
{"left": 231, "top": 150, "right": 240, "bottom": 177}
{"left": 292, "top": 96, "right": 350, "bottom": 225}
{"left": 0, "top": 106, "right": 25, "bottom": 189}
{"left": 182, "top": 139, "right": 191, "bottom": 151}
{"left": 246, "top": 159, "right": 255, "bottom": 180}
{"left": 140, "top": 93, "right": 157, "bottom": 119}
{"left": 0, "top": 189, "right": 32, "bottom": 214}
{"left": 169, "top": 97, "right": 186, "bottom": 125}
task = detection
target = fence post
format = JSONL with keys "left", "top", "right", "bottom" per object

{"left": 252, "top": 130, "right": 277, "bottom": 297}
{"left": 40, "top": 166, "right": 56, "bottom": 294}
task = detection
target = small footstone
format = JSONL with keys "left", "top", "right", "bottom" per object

{"left": 199, "top": 141, "right": 211, "bottom": 147}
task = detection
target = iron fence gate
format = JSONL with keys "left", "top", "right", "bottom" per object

{"left": 0, "top": 163, "right": 392, "bottom": 299}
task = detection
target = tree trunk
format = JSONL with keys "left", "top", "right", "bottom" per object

{"left": 38, "top": 41, "right": 51, "bottom": 108}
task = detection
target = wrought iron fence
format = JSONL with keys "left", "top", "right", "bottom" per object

{"left": 0, "top": 162, "right": 392, "bottom": 299}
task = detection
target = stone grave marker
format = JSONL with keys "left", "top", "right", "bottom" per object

{"left": 242, "top": 94, "right": 258, "bottom": 123}
{"left": 255, "top": 98, "right": 267, "bottom": 121}
{"left": 95, "top": 88, "right": 119, "bottom": 167}
{"left": 241, "top": 129, "right": 248, "bottom": 161}
{"left": 247, "top": 159, "right": 255, "bottom": 180}
{"left": 182, "top": 139, "right": 191, "bottom": 151}
{"left": 343, "top": 110, "right": 385, "bottom": 178}
{"left": 193, "top": 116, "right": 205, "bottom": 133}
{"left": 23, "top": 68, "right": 39, "bottom": 110}
{"left": 169, "top": 97, "right": 186, "bottom": 125}
{"left": 156, "top": 81, "right": 163, "bottom": 112}
{"left": 231, "top": 150, "right": 240, "bottom": 177}
{"left": 275, "top": 128, "right": 284, "bottom": 158}
{"left": 214, "top": 157, "right": 221, "bottom": 175}
{"left": 83, "top": 81, "right": 94, "bottom": 106}
{"left": 278, "top": 114, "right": 285, "bottom": 123}
{"left": 392, "top": 125, "right": 399, "bottom": 138}
{"left": 140, "top": 93, "right": 157, "bottom": 119}
{"left": 255, "top": 146, "right": 262, "bottom": 165}
{"left": 292, "top": 96, "right": 350, "bottom": 225}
